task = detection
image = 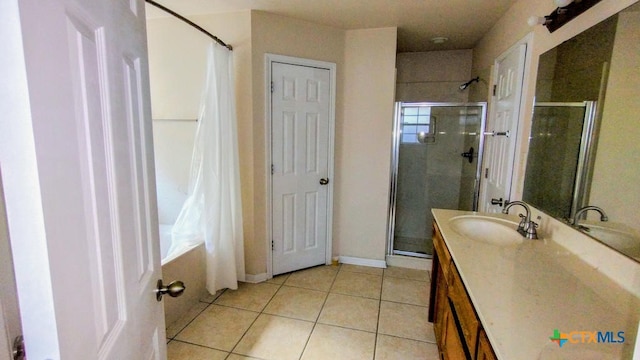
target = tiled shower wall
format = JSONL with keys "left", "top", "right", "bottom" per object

{"left": 393, "top": 50, "right": 476, "bottom": 253}
{"left": 395, "top": 107, "right": 479, "bottom": 246}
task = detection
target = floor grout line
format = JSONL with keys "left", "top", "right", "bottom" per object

{"left": 167, "top": 300, "right": 214, "bottom": 341}
{"left": 372, "top": 270, "right": 386, "bottom": 360}
{"left": 169, "top": 338, "right": 233, "bottom": 354}
{"left": 379, "top": 299, "right": 430, "bottom": 308}
{"left": 296, "top": 265, "right": 340, "bottom": 360}
{"left": 227, "top": 278, "right": 285, "bottom": 357}
{"left": 169, "top": 265, "right": 435, "bottom": 360}
{"left": 167, "top": 287, "right": 228, "bottom": 341}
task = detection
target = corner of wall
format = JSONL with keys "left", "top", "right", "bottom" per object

{"left": 335, "top": 27, "right": 397, "bottom": 261}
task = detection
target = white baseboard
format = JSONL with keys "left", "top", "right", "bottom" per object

{"left": 386, "top": 254, "right": 432, "bottom": 270}
{"left": 243, "top": 273, "right": 268, "bottom": 283}
{"left": 339, "top": 256, "right": 387, "bottom": 269}
{"left": 245, "top": 257, "right": 388, "bottom": 282}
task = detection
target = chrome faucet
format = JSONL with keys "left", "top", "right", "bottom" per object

{"left": 502, "top": 201, "right": 538, "bottom": 239}
{"left": 572, "top": 206, "right": 609, "bottom": 226}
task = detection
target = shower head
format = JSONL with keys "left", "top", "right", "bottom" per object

{"left": 459, "top": 77, "right": 480, "bottom": 91}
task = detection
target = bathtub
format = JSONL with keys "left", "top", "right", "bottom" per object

{"left": 159, "top": 224, "right": 208, "bottom": 328}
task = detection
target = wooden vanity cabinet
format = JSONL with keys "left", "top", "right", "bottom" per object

{"left": 430, "top": 222, "right": 498, "bottom": 360}
{"left": 430, "top": 222, "right": 450, "bottom": 346}
{"left": 442, "top": 305, "right": 467, "bottom": 360}
{"left": 477, "top": 329, "right": 498, "bottom": 360}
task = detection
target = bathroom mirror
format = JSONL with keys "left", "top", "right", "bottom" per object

{"left": 523, "top": 2, "right": 640, "bottom": 261}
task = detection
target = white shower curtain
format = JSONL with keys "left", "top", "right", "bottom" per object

{"left": 168, "top": 42, "right": 245, "bottom": 292}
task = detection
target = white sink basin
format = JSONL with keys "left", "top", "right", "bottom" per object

{"left": 449, "top": 215, "right": 524, "bottom": 246}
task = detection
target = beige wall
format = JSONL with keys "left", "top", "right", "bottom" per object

{"left": 335, "top": 28, "right": 397, "bottom": 261}
{"left": 473, "top": 0, "right": 638, "bottom": 200}
{"left": 589, "top": 8, "right": 640, "bottom": 231}
{"left": 249, "top": 11, "right": 346, "bottom": 274}
{"left": 147, "top": 20, "right": 206, "bottom": 119}
{"left": 395, "top": 50, "right": 472, "bottom": 102}
{"left": 147, "top": 11, "right": 252, "bottom": 120}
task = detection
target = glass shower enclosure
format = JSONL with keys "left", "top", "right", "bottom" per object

{"left": 523, "top": 101, "right": 597, "bottom": 221}
{"left": 387, "top": 102, "right": 487, "bottom": 258}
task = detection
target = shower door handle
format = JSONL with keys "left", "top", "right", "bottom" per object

{"left": 461, "top": 147, "right": 474, "bottom": 163}
{"left": 319, "top": 178, "right": 329, "bottom": 185}
{"left": 490, "top": 198, "right": 504, "bottom": 207}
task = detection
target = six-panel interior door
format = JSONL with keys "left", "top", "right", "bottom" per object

{"left": 480, "top": 43, "right": 527, "bottom": 213}
{"left": 14, "top": 0, "right": 166, "bottom": 358}
{"left": 271, "top": 62, "right": 331, "bottom": 275}
{"left": 0, "top": 171, "right": 22, "bottom": 360}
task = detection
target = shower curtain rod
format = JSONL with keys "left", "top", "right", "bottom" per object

{"left": 145, "top": 0, "right": 233, "bottom": 51}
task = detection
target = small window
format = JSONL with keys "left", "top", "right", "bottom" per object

{"left": 401, "top": 106, "right": 435, "bottom": 144}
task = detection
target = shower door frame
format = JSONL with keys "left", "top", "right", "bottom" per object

{"left": 387, "top": 102, "right": 488, "bottom": 258}
{"left": 532, "top": 101, "right": 598, "bottom": 222}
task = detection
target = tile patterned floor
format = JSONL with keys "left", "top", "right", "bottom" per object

{"left": 166, "top": 264, "right": 439, "bottom": 360}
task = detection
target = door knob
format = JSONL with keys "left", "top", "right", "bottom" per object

{"left": 156, "top": 279, "right": 185, "bottom": 301}
{"left": 319, "top": 178, "right": 329, "bottom": 185}
{"left": 490, "top": 198, "right": 504, "bottom": 206}
{"left": 12, "top": 335, "right": 25, "bottom": 360}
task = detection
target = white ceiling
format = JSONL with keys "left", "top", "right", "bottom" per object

{"left": 145, "top": 0, "right": 519, "bottom": 53}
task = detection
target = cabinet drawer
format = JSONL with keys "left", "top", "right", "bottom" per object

{"left": 448, "top": 264, "right": 479, "bottom": 355}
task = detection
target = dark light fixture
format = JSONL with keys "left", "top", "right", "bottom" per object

{"left": 542, "top": 0, "right": 603, "bottom": 33}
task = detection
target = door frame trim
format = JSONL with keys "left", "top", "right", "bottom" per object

{"left": 508, "top": 33, "right": 534, "bottom": 202}
{"left": 479, "top": 33, "right": 533, "bottom": 211}
{"left": 264, "top": 54, "right": 336, "bottom": 278}
{"left": 386, "top": 102, "right": 488, "bottom": 257}
{"left": 505, "top": 33, "right": 534, "bottom": 203}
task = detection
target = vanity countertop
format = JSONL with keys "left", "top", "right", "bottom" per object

{"left": 432, "top": 209, "right": 640, "bottom": 360}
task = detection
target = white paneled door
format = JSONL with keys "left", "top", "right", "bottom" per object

{"left": 4, "top": 0, "right": 166, "bottom": 358}
{"left": 480, "top": 43, "right": 527, "bottom": 213}
{"left": 271, "top": 61, "right": 332, "bottom": 275}
{"left": 0, "top": 172, "right": 22, "bottom": 360}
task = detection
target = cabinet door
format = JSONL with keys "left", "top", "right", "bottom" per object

{"left": 477, "top": 329, "right": 498, "bottom": 360}
{"left": 433, "top": 259, "right": 448, "bottom": 346}
{"left": 442, "top": 302, "right": 468, "bottom": 360}
{"left": 449, "top": 264, "right": 479, "bottom": 354}
{"left": 431, "top": 222, "right": 451, "bottom": 347}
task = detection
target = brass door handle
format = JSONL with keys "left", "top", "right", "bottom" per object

{"left": 12, "top": 336, "right": 25, "bottom": 360}
{"left": 156, "top": 279, "right": 185, "bottom": 301}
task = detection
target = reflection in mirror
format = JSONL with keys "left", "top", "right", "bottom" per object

{"left": 523, "top": 3, "right": 640, "bottom": 261}
{"left": 524, "top": 102, "right": 596, "bottom": 220}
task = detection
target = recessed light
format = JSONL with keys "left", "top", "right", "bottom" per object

{"left": 431, "top": 37, "right": 448, "bottom": 44}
